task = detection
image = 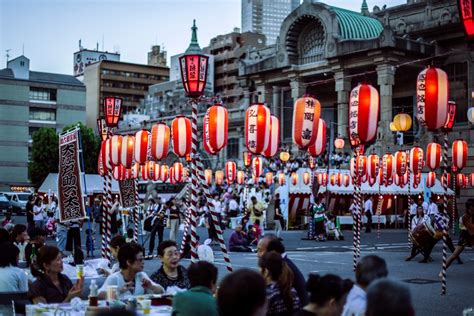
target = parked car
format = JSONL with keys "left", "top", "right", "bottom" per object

{"left": 1, "top": 192, "right": 29, "bottom": 215}
{"left": 0, "top": 194, "right": 13, "bottom": 214}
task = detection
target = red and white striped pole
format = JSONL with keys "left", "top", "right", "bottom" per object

{"left": 179, "top": 182, "right": 191, "bottom": 256}
{"left": 101, "top": 175, "right": 108, "bottom": 259}
{"left": 441, "top": 132, "right": 449, "bottom": 295}
{"left": 134, "top": 179, "right": 140, "bottom": 243}
{"left": 189, "top": 99, "right": 199, "bottom": 261}
{"left": 196, "top": 155, "right": 233, "bottom": 272}
{"left": 105, "top": 172, "right": 113, "bottom": 262}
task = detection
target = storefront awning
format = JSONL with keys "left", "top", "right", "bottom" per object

{"left": 38, "top": 173, "right": 120, "bottom": 196}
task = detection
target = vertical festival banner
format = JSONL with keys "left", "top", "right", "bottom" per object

{"left": 119, "top": 179, "right": 136, "bottom": 208}
{"left": 58, "top": 128, "right": 86, "bottom": 222}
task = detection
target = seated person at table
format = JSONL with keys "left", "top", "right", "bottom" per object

{"left": 98, "top": 242, "right": 163, "bottom": 300}
{"left": 229, "top": 224, "right": 252, "bottom": 252}
{"left": 172, "top": 261, "right": 219, "bottom": 316}
{"left": 11, "top": 224, "right": 29, "bottom": 262}
{"left": 98, "top": 235, "right": 126, "bottom": 276}
{"left": 29, "top": 245, "right": 84, "bottom": 303}
{"left": 0, "top": 242, "right": 28, "bottom": 292}
{"left": 150, "top": 240, "right": 190, "bottom": 291}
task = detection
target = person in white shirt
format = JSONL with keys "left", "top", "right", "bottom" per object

{"left": 33, "top": 198, "right": 45, "bottom": 229}
{"left": 342, "top": 255, "right": 388, "bottom": 316}
{"left": 98, "top": 235, "right": 126, "bottom": 276}
{"left": 228, "top": 196, "right": 239, "bottom": 218}
{"left": 408, "top": 201, "right": 418, "bottom": 227}
{"left": 11, "top": 224, "right": 29, "bottom": 262}
{"left": 0, "top": 242, "right": 28, "bottom": 292}
{"left": 364, "top": 197, "right": 373, "bottom": 233}
{"left": 98, "top": 243, "right": 164, "bottom": 300}
{"left": 427, "top": 197, "right": 439, "bottom": 218}
{"left": 405, "top": 207, "right": 430, "bottom": 262}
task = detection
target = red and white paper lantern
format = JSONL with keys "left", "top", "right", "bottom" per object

{"left": 303, "top": 172, "right": 311, "bottom": 185}
{"left": 457, "top": 173, "right": 467, "bottom": 188}
{"left": 245, "top": 103, "right": 270, "bottom": 154}
{"left": 131, "top": 162, "right": 140, "bottom": 179}
{"left": 140, "top": 164, "right": 149, "bottom": 180}
{"left": 204, "top": 103, "right": 228, "bottom": 154}
{"left": 171, "top": 116, "right": 192, "bottom": 158}
{"left": 173, "top": 162, "right": 183, "bottom": 183}
{"left": 263, "top": 115, "right": 280, "bottom": 158}
{"left": 101, "top": 139, "right": 112, "bottom": 172}
{"left": 291, "top": 172, "right": 298, "bottom": 185}
{"left": 266, "top": 172, "right": 274, "bottom": 185}
{"left": 215, "top": 170, "right": 224, "bottom": 186}
{"left": 409, "top": 146, "right": 424, "bottom": 175}
{"left": 252, "top": 157, "right": 263, "bottom": 178}
{"left": 169, "top": 167, "right": 176, "bottom": 184}
{"left": 367, "top": 154, "right": 380, "bottom": 179}
{"left": 330, "top": 174, "right": 337, "bottom": 186}
{"left": 204, "top": 169, "right": 213, "bottom": 186}
{"left": 382, "top": 153, "right": 394, "bottom": 181}
{"left": 134, "top": 129, "right": 150, "bottom": 165}
{"left": 452, "top": 139, "right": 468, "bottom": 171}
{"left": 349, "top": 83, "right": 379, "bottom": 146}
{"left": 394, "top": 151, "right": 407, "bottom": 177}
{"left": 237, "top": 170, "right": 245, "bottom": 185}
{"left": 159, "top": 165, "right": 169, "bottom": 182}
{"left": 308, "top": 118, "right": 326, "bottom": 157}
{"left": 293, "top": 96, "right": 321, "bottom": 149}
{"left": 225, "top": 161, "right": 237, "bottom": 184}
{"left": 469, "top": 173, "right": 474, "bottom": 187}
{"left": 342, "top": 174, "right": 350, "bottom": 187}
{"left": 120, "top": 135, "right": 134, "bottom": 169}
{"left": 426, "top": 171, "right": 436, "bottom": 188}
{"left": 441, "top": 173, "right": 451, "bottom": 188}
{"left": 112, "top": 165, "right": 125, "bottom": 181}
{"left": 356, "top": 155, "right": 367, "bottom": 178}
{"left": 151, "top": 123, "right": 170, "bottom": 161}
{"left": 317, "top": 173, "right": 328, "bottom": 186}
{"left": 426, "top": 143, "right": 441, "bottom": 171}
{"left": 109, "top": 135, "right": 123, "bottom": 167}
{"left": 416, "top": 67, "right": 449, "bottom": 130}
{"left": 146, "top": 161, "right": 156, "bottom": 180}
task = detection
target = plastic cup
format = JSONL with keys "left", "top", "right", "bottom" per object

{"left": 106, "top": 285, "right": 118, "bottom": 301}
{"left": 140, "top": 299, "right": 151, "bottom": 315}
{"left": 76, "top": 264, "right": 84, "bottom": 278}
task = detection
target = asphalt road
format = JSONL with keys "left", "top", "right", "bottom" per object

{"left": 10, "top": 215, "right": 474, "bottom": 316}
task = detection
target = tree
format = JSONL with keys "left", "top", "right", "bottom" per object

{"left": 62, "top": 122, "right": 100, "bottom": 174}
{"left": 29, "top": 127, "right": 59, "bottom": 187}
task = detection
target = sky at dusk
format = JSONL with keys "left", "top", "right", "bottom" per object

{"left": 0, "top": 0, "right": 405, "bottom": 75}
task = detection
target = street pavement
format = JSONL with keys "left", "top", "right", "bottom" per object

{"left": 12, "top": 215, "right": 474, "bottom": 316}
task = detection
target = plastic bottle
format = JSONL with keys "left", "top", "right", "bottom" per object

{"left": 89, "top": 279, "right": 98, "bottom": 307}
{"left": 30, "top": 244, "right": 37, "bottom": 264}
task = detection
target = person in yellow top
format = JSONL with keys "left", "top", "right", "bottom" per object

{"left": 247, "top": 196, "right": 264, "bottom": 227}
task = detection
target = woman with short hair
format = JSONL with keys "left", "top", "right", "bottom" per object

{"left": 0, "top": 242, "right": 28, "bottom": 292}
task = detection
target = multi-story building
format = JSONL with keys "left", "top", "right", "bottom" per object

{"left": 147, "top": 45, "right": 167, "bottom": 67}
{"left": 203, "top": 28, "right": 267, "bottom": 108}
{"left": 0, "top": 55, "right": 86, "bottom": 190}
{"left": 83, "top": 60, "right": 169, "bottom": 128}
{"left": 242, "top": 0, "right": 301, "bottom": 44}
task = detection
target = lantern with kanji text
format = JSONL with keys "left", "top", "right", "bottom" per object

{"left": 349, "top": 83, "right": 379, "bottom": 146}
{"left": 458, "top": 0, "right": 474, "bottom": 38}
{"left": 382, "top": 153, "right": 394, "bottom": 181}
{"left": 443, "top": 101, "right": 457, "bottom": 131}
{"left": 293, "top": 95, "right": 321, "bottom": 149}
{"left": 367, "top": 154, "right": 379, "bottom": 179}
{"left": 395, "top": 151, "right": 407, "bottom": 177}
{"left": 409, "top": 146, "right": 424, "bottom": 175}
{"left": 245, "top": 103, "right": 270, "bottom": 154}
{"left": 225, "top": 161, "right": 237, "bottom": 184}
{"left": 97, "top": 118, "right": 109, "bottom": 141}
{"left": 103, "top": 97, "right": 123, "bottom": 128}
{"left": 308, "top": 118, "right": 326, "bottom": 157}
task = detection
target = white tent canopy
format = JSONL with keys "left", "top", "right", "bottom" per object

{"left": 38, "top": 173, "right": 119, "bottom": 196}
{"left": 317, "top": 169, "right": 454, "bottom": 196}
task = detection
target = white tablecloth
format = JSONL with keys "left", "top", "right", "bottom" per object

{"left": 26, "top": 302, "right": 171, "bottom": 316}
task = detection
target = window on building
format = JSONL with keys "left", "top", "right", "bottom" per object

{"left": 28, "top": 126, "right": 41, "bottom": 140}
{"left": 445, "top": 62, "right": 468, "bottom": 123}
{"left": 227, "top": 138, "right": 239, "bottom": 159}
{"left": 29, "top": 87, "right": 57, "bottom": 101}
{"left": 29, "top": 107, "right": 56, "bottom": 121}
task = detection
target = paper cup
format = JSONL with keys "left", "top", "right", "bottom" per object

{"left": 106, "top": 285, "right": 118, "bottom": 301}
{"left": 140, "top": 299, "right": 151, "bottom": 315}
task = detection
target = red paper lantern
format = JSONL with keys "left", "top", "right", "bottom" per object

{"left": 204, "top": 103, "right": 228, "bottom": 154}
{"left": 215, "top": 170, "right": 224, "bottom": 186}
{"left": 173, "top": 162, "right": 184, "bottom": 183}
{"left": 140, "top": 164, "right": 149, "bottom": 180}
{"left": 243, "top": 151, "right": 252, "bottom": 168}
{"left": 452, "top": 139, "right": 468, "bottom": 171}
{"left": 245, "top": 103, "right": 270, "bottom": 154}
{"left": 334, "top": 137, "right": 345, "bottom": 149}
{"left": 237, "top": 170, "right": 245, "bottom": 185}
{"left": 443, "top": 101, "right": 457, "bottom": 130}
{"left": 152, "top": 163, "right": 161, "bottom": 181}
{"left": 101, "top": 139, "right": 112, "bottom": 172}
{"left": 458, "top": 0, "right": 474, "bottom": 38}
{"left": 109, "top": 135, "right": 122, "bottom": 167}
{"left": 426, "top": 171, "right": 436, "bottom": 188}
{"left": 131, "top": 162, "right": 140, "bottom": 179}
{"left": 469, "top": 173, "right": 474, "bottom": 187}
{"left": 394, "top": 151, "right": 407, "bottom": 177}
{"left": 441, "top": 173, "right": 451, "bottom": 188}
{"left": 308, "top": 118, "right": 326, "bottom": 157}
{"left": 377, "top": 169, "right": 385, "bottom": 186}
{"left": 97, "top": 118, "right": 109, "bottom": 142}
{"left": 171, "top": 116, "right": 192, "bottom": 158}
{"left": 291, "top": 172, "right": 298, "bottom": 185}
{"left": 356, "top": 155, "right": 367, "bottom": 178}
{"left": 409, "top": 146, "right": 424, "bottom": 175}
{"left": 382, "top": 153, "right": 394, "bottom": 181}
{"left": 103, "top": 97, "right": 123, "bottom": 128}
{"left": 414, "top": 173, "right": 421, "bottom": 186}
{"left": 426, "top": 143, "right": 441, "bottom": 171}
{"left": 367, "top": 154, "right": 379, "bottom": 179}
{"left": 179, "top": 21, "right": 209, "bottom": 98}
{"left": 159, "top": 165, "right": 169, "bottom": 182}
{"left": 278, "top": 173, "right": 286, "bottom": 186}
{"left": 266, "top": 172, "right": 274, "bottom": 185}
{"left": 112, "top": 165, "right": 125, "bottom": 181}
{"left": 342, "top": 174, "right": 350, "bottom": 187}
{"left": 147, "top": 161, "right": 157, "bottom": 180}
{"left": 252, "top": 174, "right": 258, "bottom": 184}
{"left": 263, "top": 115, "right": 280, "bottom": 158}
{"left": 457, "top": 173, "right": 467, "bottom": 188}
{"left": 416, "top": 67, "right": 449, "bottom": 130}
{"left": 202, "top": 121, "right": 217, "bottom": 156}
{"left": 349, "top": 83, "right": 379, "bottom": 146}
{"left": 303, "top": 172, "right": 311, "bottom": 185}
{"left": 317, "top": 173, "right": 328, "bottom": 186}
{"left": 225, "top": 161, "right": 237, "bottom": 184}
{"left": 368, "top": 175, "right": 376, "bottom": 186}
{"left": 204, "top": 169, "right": 213, "bottom": 186}
{"left": 120, "top": 135, "right": 134, "bottom": 169}
{"left": 169, "top": 167, "right": 176, "bottom": 184}
{"left": 134, "top": 129, "right": 150, "bottom": 165}
{"left": 330, "top": 174, "right": 337, "bottom": 186}
{"left": 293, "top": 96, "right": 321, "bottom": 149}
{"left": 252, "top": 157, "right": 263, "bottom": 178}
{"left": 124, "top": 168, "right": 133, "bottom": 180}
{"left": 151, "top": 123, "right": 170, "bottom": 161}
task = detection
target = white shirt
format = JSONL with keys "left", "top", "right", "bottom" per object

{"left": 342, "top": 284, "right": 366, "bottom": 316}
{"left": 228, "top": 199, "right": 239, "bottom": 211}
{"left": 33, "top": 204, "right": 44, "bottom": 221}
{"left": 349, "top": 203, "right": 359, "bottom": 216}
{"left": 14, "top": 241, "right": 27, "bottom": 262}
{"left": 364, "top": 200, "right": 373, "bottom": 215}
{"left": 99, "top": 271, "right": 158, "bottom": 300}
{"left": 213, "top": 200, "right": 223, "bottom": 214}
{"left": 422, "top": 201, "right": 429, "bottom": 213}
{"left": 411, "top": 215, "right": 430, "bottom": 230}
{"left": 409, "top": 203, "right": 418, "bottom": 216}
{"left": 0, "top": 266, "right": 28, "bottom": 293}
{"left": 427, "top": 202, "right": 439, "bottom": 216}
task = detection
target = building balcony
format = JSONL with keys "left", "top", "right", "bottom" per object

{"left": 101, "top": 86, "right": 148, "bottom": 96}
{"left": 101, "top": 74, "right": 165, "bottom": 84}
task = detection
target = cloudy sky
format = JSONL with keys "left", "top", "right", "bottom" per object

{"left": 0, "top": 0, "right": 406, "bottom": 75}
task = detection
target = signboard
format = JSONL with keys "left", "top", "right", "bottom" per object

{"left": 58, "top": 129, "right": 86, "bottom": 222}
{"left": 119, "top": 179, "right": 136, "bottom": 208}
{"left": 73, "top": 49, "right": 120, "bottom": 76}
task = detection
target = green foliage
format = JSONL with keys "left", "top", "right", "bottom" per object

{"left": 62, "top": 122, "right": 100, "bottom": 174}
{"left": 29, "top": 127, "right": 59, "bottom": 187}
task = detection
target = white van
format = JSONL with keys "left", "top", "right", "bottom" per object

{"left": 1, "top": 192, "right": 30, "bottom": 214}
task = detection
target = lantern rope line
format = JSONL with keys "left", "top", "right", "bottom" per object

{"left": 441, "top": 132, "right": 449, "bottom": 295}
{"left": 189, "top": 99, "right": 200, "bottom": 262}
{"left": 106, "top": 172, "right": 113, "bottom": 262}
{"left": 196, "top": 156, "right": 233, "bottom": 272}
{"left": 101, "top": 175, "right": 107, "bottom": 259}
